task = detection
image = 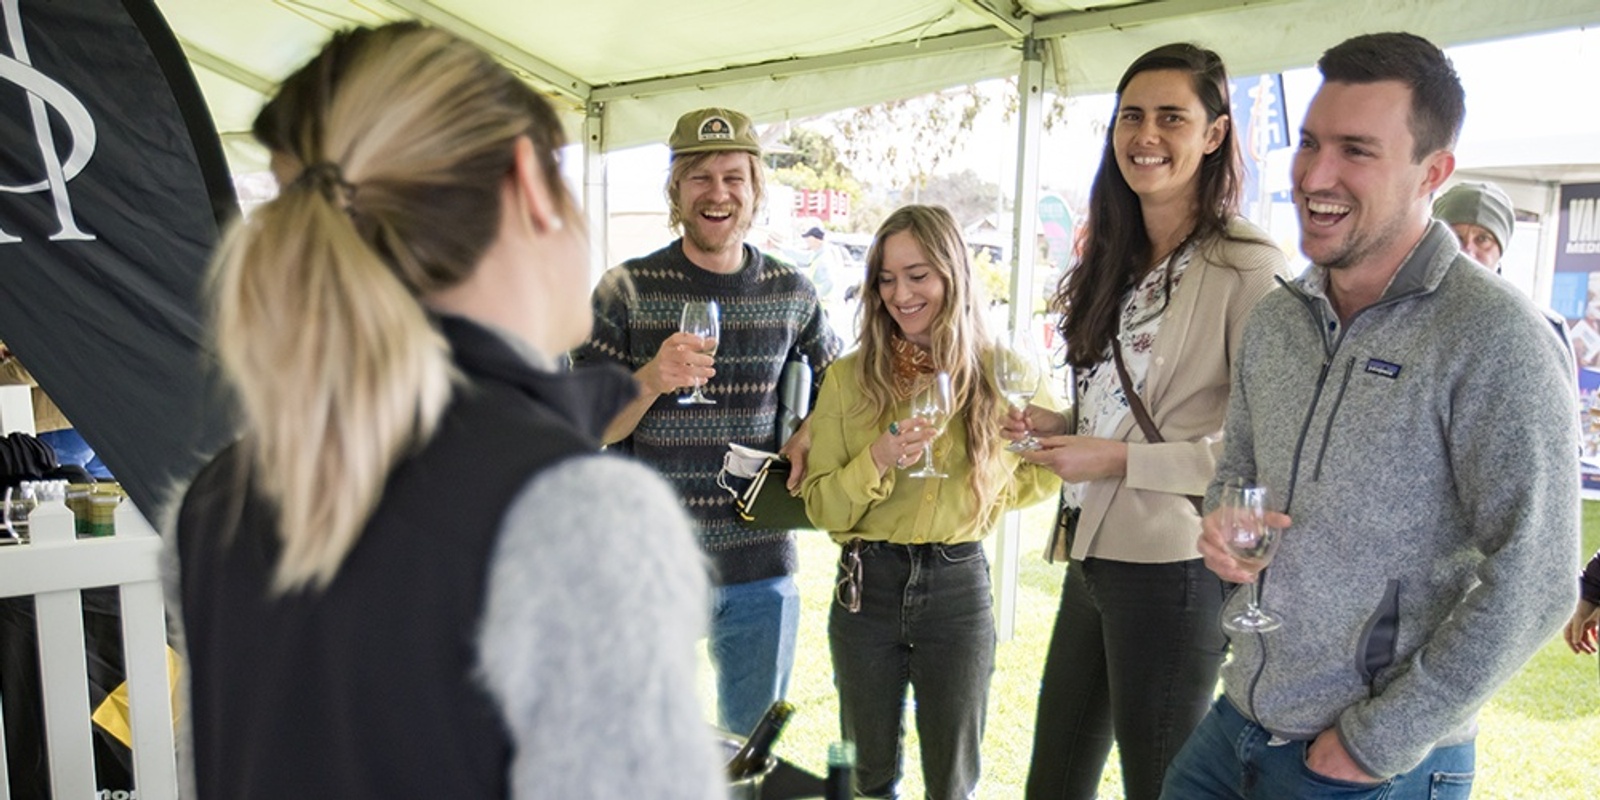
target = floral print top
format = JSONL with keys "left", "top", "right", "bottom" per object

{"left": 1063, "top": 245, "right": 1193, "bottom": 507}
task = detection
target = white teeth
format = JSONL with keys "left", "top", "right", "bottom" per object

{"left": 1131, "top": 156, "right": 1167, "bottom": 165}
{"left": 1307, "top": 200, "right": 1351, "bottom": 215}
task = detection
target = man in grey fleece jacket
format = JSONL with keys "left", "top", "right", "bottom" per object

{"left": 1162, "top": 33, "right": 1580, "bottom": 799}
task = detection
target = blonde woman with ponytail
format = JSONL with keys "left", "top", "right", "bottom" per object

{"left": 170, "top": 23, "right": 722, "bottom": 800}
{"left": 800, "top": 204, "right": 1060, "bottom": 800}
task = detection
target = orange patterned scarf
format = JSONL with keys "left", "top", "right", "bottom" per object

{"left": 890, "top": 336, "right": 936, "bottom": 398}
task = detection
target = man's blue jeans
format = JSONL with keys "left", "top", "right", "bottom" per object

{"left": 1160, "top": 697, "right": 1475, "bottom": 799}
{"left": 708, "top": 574, "right": 799, "bottom": 735}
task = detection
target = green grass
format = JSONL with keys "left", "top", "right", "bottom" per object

{"left": 702, "top": 502, "right": 1600, "bottom": 798}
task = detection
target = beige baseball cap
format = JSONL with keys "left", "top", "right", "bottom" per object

{"left": 668, "top": 107, "right": 761, "bottom": 156}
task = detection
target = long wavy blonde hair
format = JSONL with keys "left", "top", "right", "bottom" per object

{"left": 209, "top": 22, "right": 576, "bottom": 592}
{"left": 855, "top": 205, "right": 1006, "bottom": 511}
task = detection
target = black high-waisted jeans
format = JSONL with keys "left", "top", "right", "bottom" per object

{"left": 1025, "top": 557, "right": 1227, "bottom": 800}
{"left": 830, "top": 540, "right": 995, "bottom": 800}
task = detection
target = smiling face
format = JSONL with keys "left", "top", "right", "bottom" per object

{"left": 670, "top": 151, "right": 756, "bottom": 266}
{"left": 1292, "top": 80, "right": 1452, "bottom": 272}
{"left": 1112, "top": 68, "right": 1227, "bottom": 210}
{"left": 875, "top": 230, "right": 947, "bottom": 349}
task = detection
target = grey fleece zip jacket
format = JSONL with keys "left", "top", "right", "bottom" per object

{"left": 1210, "top": 220, "right": 1580, "bottom": 778}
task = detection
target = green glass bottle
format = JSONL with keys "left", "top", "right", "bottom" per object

{"left": 725, "top": 700, "right": 795, "bottom": 780}
{"left": 825, "top": 740, "right": 856, "bottom": 800}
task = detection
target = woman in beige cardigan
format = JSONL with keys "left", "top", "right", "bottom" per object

{"left": 1010, "top": 44, "right": 1288, "bottom": 800}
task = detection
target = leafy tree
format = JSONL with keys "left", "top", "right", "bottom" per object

{"left": 769, "top": 126, "right": 864, "bottom": 220}
{"left": 917, "top": 169, "right": 1005, "bottom": 228}
{"left": 770, "top": 127, "right": 849, "bottom": 175}
{"left": 826, "top": 85, "right": 990, "bottom": 201}
{"left": 997, "top": 76, "right": 1080, "bottom": 133}
{"left": 971, "top": 247, "right": 1010, "bottom": 307}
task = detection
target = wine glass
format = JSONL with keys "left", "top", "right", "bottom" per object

{"left": 907, "top": 371, "right": 952, "bottom": 479}
{"left": 678, "top": 300, "right": 720, "bottom": 405}
{"left": 996, "top": 332, "right": 1044, "bottom": 452}
{"left": 1219, "top": 478, "right": 1284, "bottom": 633}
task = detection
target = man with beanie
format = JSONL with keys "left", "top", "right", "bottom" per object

{"left": 1163, "top": 33, "right": 1578, "bottom": 798}
{"left": 1435, "top": 181, "right": 1572, "bottom": 350}
{"left": 1433, "top": 180, "right": 1515, "bottom": 271}
{"left": 572, "top": 108, "right": 840, "bottom": 735}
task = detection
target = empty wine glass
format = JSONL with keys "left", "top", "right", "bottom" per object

{"left": 679, "top": 300, "right": 720, "bottom": 405}
{"left": 996, "top": 332, "right": 1044, "bottom": 452}
{"left": 1219, "top": 478, "right": 1284, "bottom": 633}
{"left": 907, "top": 371, "right": 952, "bottom": 479}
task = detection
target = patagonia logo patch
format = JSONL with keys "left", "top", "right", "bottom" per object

{"left": 1364, "top": 358, "right": 1402, "bottom": 379}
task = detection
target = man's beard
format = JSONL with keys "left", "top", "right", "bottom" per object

{"left": 684, "top": 208, "right": 751, "bottom": 255}
{"left": 1305, "top": 207, "right": 1408, "bottom": 272}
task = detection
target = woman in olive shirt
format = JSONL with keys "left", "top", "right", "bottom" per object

{"left": 801, "top": 204, "right": 1058, "bottom": 800}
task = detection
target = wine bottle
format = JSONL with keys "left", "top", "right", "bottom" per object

{"left": 725, "top": 700, "right": 795, "bottom": 780}
{"left": 824, "top": 740, "right": 856, "bottom": 800}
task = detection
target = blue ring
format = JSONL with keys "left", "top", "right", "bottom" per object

{"left": 888, "top": 421, "right": 901, "bottom": 436}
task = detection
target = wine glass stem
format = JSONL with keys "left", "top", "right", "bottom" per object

{"left": 1246, "top": 581, "right": 1261, "bottom": 615}
{"left": 922, "top": 442, "right": 935, "bottom": 473}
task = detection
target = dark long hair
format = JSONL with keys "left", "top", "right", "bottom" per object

{"left": 1053, "top": 43, "right": 1242, "bottom": 370}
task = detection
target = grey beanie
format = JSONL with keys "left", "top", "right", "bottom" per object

{"left": 1433, "top": 181, "right": 1514, "bottom": 251}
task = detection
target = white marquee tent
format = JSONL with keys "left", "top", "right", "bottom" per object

{"left": 160, "top": 0, "right": 1600, "bottom": 167}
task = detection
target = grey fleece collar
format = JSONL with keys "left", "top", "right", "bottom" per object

{"left": 1289, "top": 219, "right": 1462, "bottom": 315}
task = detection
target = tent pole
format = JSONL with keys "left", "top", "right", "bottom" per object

{"left": 583, "top": 101, "right": 609, "bottom": 286}
{"left": 995, "top": 35, "right": 1045, "bottom": 643}
{"left": 1535, "top": 181, "right": 1561, "bottom": 312}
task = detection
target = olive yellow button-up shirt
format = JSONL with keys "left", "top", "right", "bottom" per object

{"left": 801, "top": 350, "right": 1060, "bottom": 545}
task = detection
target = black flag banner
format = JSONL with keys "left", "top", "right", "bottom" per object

{"left": 0, "top": 0, "right": 235, "bottom": 516}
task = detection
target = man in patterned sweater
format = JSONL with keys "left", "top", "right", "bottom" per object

{"left": 572, "top": 107, "right": 841, "bottom": 735}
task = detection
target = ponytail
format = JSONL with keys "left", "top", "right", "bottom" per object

{"left": 211, "top": 23, "right": 573, "bottom": 592}
{"left": 211, "top": 175, "right": 453, "bottom": 592}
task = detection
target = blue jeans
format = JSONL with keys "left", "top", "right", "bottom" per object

{"left": 1026, "top": 558, "right": 1227, "bottom": 800}
{"left": 1160, "top": 697, "right": 1475, "bottom": 799}
{"left": 829, "top": 540, "right": 995, "bottom": 800}
{"left": 708, "top": 574, "right": 799, "bottom": 735}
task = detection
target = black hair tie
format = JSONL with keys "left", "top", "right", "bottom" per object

{"left": 291, "top": 161, "right": 357, "bottom": 212}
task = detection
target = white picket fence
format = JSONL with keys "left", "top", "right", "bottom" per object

{"left": 0, "top": 496, "right": 178, "bottom": 800}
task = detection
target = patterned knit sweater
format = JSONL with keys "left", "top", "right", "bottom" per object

{"left": 572, "top": 240, "right": 841, "bottom": 586}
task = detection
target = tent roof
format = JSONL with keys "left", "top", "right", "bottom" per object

{"left": 158, "top": 0, "right": 1600, "bottom": 172}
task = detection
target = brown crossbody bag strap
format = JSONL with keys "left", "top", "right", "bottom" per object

{"left": 1110, "top": 340, "right": 1205, "bottom": 515}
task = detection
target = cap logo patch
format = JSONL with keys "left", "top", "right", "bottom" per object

{"left": 698, "top": 115, "right": 734, "bottom": 142}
